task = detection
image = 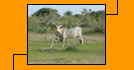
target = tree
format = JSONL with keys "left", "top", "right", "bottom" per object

{"left": 64, "top": 11, "right": 72, "bottom": 16}
{"left": 74, "top": 14, "right": 81, "bottom": 18}
{"left": 32, "top": 8, "right": 59, "bottom": 17}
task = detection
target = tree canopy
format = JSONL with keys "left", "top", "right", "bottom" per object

{"left": 32, "top": 8, "right": 59, "bottom": 16}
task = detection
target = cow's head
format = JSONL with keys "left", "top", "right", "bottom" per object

{"left": 56, "top": 25, "right": 63, "bottom": 35}
{"left": 53, "top": 22, "right": 64, "bottom": 35}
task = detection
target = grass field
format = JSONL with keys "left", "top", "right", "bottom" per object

{"left": 28, "top": 32, "right": 105, "bottom": 64}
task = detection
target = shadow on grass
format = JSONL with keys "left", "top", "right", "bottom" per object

{"left": 37, "top": 47, "right": 104, "bottom": 55}
{"left": 64, "top": 47, "right": 79, "bottom": 51}
{"left": 38, "top": 47, "right": 79, "bottom": 52}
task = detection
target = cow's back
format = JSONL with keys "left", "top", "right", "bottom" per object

{"left": 65, "top": 26, "right": 82, "bottom": 38}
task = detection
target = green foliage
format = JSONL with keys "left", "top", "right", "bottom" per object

{"left": 32, "top": 8, "right": 59, "bottom": 16}
{"left": 64, "top": 11, "right": 72, "bottom": 16}
{"left": 28, "top": 16, "right": 42, "bottom": 32}
{"left": 65, "top": 47, "right": 78, "bottom": 51}
{"left": 28, "top": 8, "right": 105, "bottom": 34}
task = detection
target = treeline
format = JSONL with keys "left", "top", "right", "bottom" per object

{"left": 28, "top": 8, "right": 105, "bottom": 34}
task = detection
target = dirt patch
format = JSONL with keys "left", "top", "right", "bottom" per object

{"left": 28, "top": 32, "right": 105, "bottom": 42}
{"left": 28, "top": 32, "right": 55, "bottom": 41}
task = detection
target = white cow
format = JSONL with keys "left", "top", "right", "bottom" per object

{"left": 50, "top": 24, "right": 84, "bottom": 48}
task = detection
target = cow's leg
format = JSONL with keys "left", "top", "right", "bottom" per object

{"left": 50, "top": 38, "right": 56, "bottom": 48}
{"left": 66, "top": 39, "right": 71, "bottom": 46}
{"left": 79, "top": 35, "right": 84, "bottom": 45}
{"left": 77, "top": 30, "right": 84, "bottom": 45}
{"left": 62, "top": 37, "right": 66, "bottom": 47}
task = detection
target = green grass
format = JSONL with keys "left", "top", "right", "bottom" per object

{"left": 28, "top": 39, "right": 105, "bottom": 64}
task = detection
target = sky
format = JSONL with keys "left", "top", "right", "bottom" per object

{"left": 28, "top": 5, "right": 105, "bottom": 16}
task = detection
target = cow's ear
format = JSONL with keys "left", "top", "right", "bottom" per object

{"left": 60, "top": 25, "right": 63, "bottom": 29}
{"left": 54, "top": 24, "right": 57, "bottom": 28}
{"left": 56, "top": 25, "right": 58, "bottom": 28}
